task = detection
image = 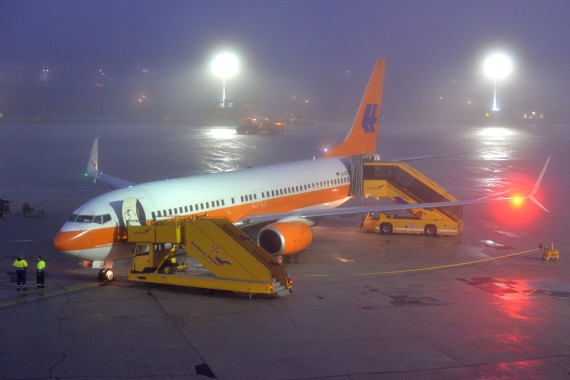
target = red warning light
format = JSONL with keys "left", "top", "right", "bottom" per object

{"left": 491, "top": 178, "right": 543, "bottom": 228}
{"left": 511, "top": 195, "right": 524, "bottom": 207}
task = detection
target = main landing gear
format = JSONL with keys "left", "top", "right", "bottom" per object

{"left": 98, "top": 269, "right": 115, "bottom": 282}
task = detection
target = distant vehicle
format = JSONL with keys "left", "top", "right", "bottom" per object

{"left": 21, "top": 202, "right": 45, "bottom": 217}
{"left": 284, "top": 113, "right": 315, "bottom": 125}
{"left": 236, "top": 118, "right": 286, "bottom": 135}
{"left": 0, "top": 198, "right": 10, "bottom": 218}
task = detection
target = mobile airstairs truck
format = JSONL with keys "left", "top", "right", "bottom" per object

{"left": 127, "top": 218, "right": 293, "bottom": 298}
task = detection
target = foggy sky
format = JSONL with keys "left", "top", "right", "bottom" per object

{"left": 1, "top": 0, "right": 569, "bottom": 121}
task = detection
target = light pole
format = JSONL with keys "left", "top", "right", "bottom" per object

{"left": 210, "top": 52, "right": 239, "bottom": 106}
{"left": 483, "top": 52, "right": 513, "bottom": 111}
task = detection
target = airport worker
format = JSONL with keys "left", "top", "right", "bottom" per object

{"left": 37, "top": 256, "right": 46, "bottom": 289}
{"left": 12, "top": 256, "right": 28, "bottom": 290}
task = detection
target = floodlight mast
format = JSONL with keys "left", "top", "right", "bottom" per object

{"left": 210, "top": 52, "right": 240, "bottom": 106}
{"left": 483, "top": 52, "right": 513, "bottom": 111}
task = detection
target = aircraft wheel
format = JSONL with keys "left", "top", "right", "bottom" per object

{"left": 424, "top": 224, "right": 437, "bottom": 236}
{"left": 97, "top": 269, "right": 115, "bottom": 282}
{"left": 380, "top": 223, "right": 393, "bottom": 234}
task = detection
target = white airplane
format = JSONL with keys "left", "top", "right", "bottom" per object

{"left": 54, "top": 59, "right": 548, "bottom": 281}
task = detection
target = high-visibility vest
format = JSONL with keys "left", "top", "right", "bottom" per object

{"left": 37, "top": 260, "right": 46, "bottom": 271}
{"left": 13, "top": 259, "right": 28, "bottom": 270}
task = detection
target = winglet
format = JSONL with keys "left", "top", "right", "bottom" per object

{"left": 324, "top": 59, "right": 386, "bottom": 158}
{"left": 85, "top": 137, "right": 136, "bottom": 189}
{"left": 86, "top": 137, "right": 100, "bottom": 182}
{"left": 525, "top": 156, "right": 551, "bottom": 212}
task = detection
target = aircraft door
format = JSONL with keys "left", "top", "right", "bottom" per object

{"left": 122, "top": 197, "right": 147, "bottom": 226}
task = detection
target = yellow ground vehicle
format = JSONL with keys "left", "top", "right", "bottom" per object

{"left": 540, "top": 244, "right": 560, "bottom": 261}
{"left": 362, "top": 212, "right": 458, "bottom": 236}
{"left": 359, "top": 161, "right": 462, "bottom": 236}
{"left": 127, "top": 218, "right": 293, "bottom": 297}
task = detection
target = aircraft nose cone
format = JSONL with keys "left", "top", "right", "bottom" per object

{"left": 54, "top": 230, "right": 88, "bottom": 252}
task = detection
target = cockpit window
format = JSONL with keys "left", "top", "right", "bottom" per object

{"left": 69, "top": 214, "right": 112, "bottom": 224}
{"left": 76, "top": 215, "right": 93, "bottom": 223}
{"left": 93, "top": 214, "right": 112, "bottom": 224}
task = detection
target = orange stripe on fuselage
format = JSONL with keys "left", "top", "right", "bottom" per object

{"left": 57, "top": 184, "right": 351, "bottom": 252}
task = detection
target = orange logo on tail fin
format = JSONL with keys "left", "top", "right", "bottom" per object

{"left": 324, "top": 59, "right": 386, "bottom": 158}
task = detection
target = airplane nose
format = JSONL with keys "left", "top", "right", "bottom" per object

{"left": 54, "top": 230, "right": 89, "bottom": 252}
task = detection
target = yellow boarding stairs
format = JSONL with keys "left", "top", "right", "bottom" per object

{"left": 359, "top": 161, "right": 463, "bottom": 236}
{"left": 127, "top": 218, "right": 293, "bottom": 297}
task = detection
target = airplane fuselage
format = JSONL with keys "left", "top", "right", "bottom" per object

{"left": 54, "top": 157, "right": 352, "bottom": 261}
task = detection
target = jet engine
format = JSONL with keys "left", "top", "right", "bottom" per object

{"left": 257, "top": 222, "right": 313, "bottom": 256}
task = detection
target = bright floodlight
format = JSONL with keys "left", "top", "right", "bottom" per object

{"left": 210, "top": 52, "right": 240, "bottom": 103}
{"left": 483, "top": 53, "right": 513, "bottom": 80}
{"left": 483, "top": 52, "right": 513, "bottom": 111}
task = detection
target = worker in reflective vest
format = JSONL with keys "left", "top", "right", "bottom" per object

{"left": 37, "top": 256, "right": 46, "bottom": 289}
{"left": 12, "top": 256, "right": 28, "bottom": 290}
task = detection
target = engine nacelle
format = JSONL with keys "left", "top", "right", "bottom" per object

{"left": 258, "top": 222, "right": 313, "bottom": 256}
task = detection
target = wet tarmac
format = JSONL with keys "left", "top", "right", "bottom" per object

{"left": 1, "top": 120, "right": 569, "bottom": 379}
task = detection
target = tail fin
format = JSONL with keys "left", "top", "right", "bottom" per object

{"left": 324, "top": 59, "right": 386, "bottom": 158}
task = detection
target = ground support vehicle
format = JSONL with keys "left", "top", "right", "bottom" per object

{"left": 357, "top": 160, "right": 462, "bottom": 236}
{"left": 21, "top": 202, "right": 45, "bottom": 217}
{"left": 540, "top": 244, "right": 560, "bottom": 261}
{"left": 0, "top": 199, "right": 10, "bottom": 218}
{"left": 362, "top": 212, "right": 456, "bottom": 236}
{"left": 236, "top": 118, "right": 286, "bottom": 135}
{"left": 127, "top": 218, "right": 293, "bottom": 297}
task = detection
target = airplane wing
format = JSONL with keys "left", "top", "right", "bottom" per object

{"left": 237, "top": 156, "right": 551, "bottom": 226}
{"left": 86, "top": 138, "right": 137, "bottom": 188}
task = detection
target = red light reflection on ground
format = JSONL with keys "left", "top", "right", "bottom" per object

{"left": 495, "top": 291, "right": 533, "bottom": 320}
{"left": 460, "top": 277, "right": 538, "bottom": 320}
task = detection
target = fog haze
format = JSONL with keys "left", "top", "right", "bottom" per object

{"left": 1, "top": 1, "right": 569, "bottom": 122}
